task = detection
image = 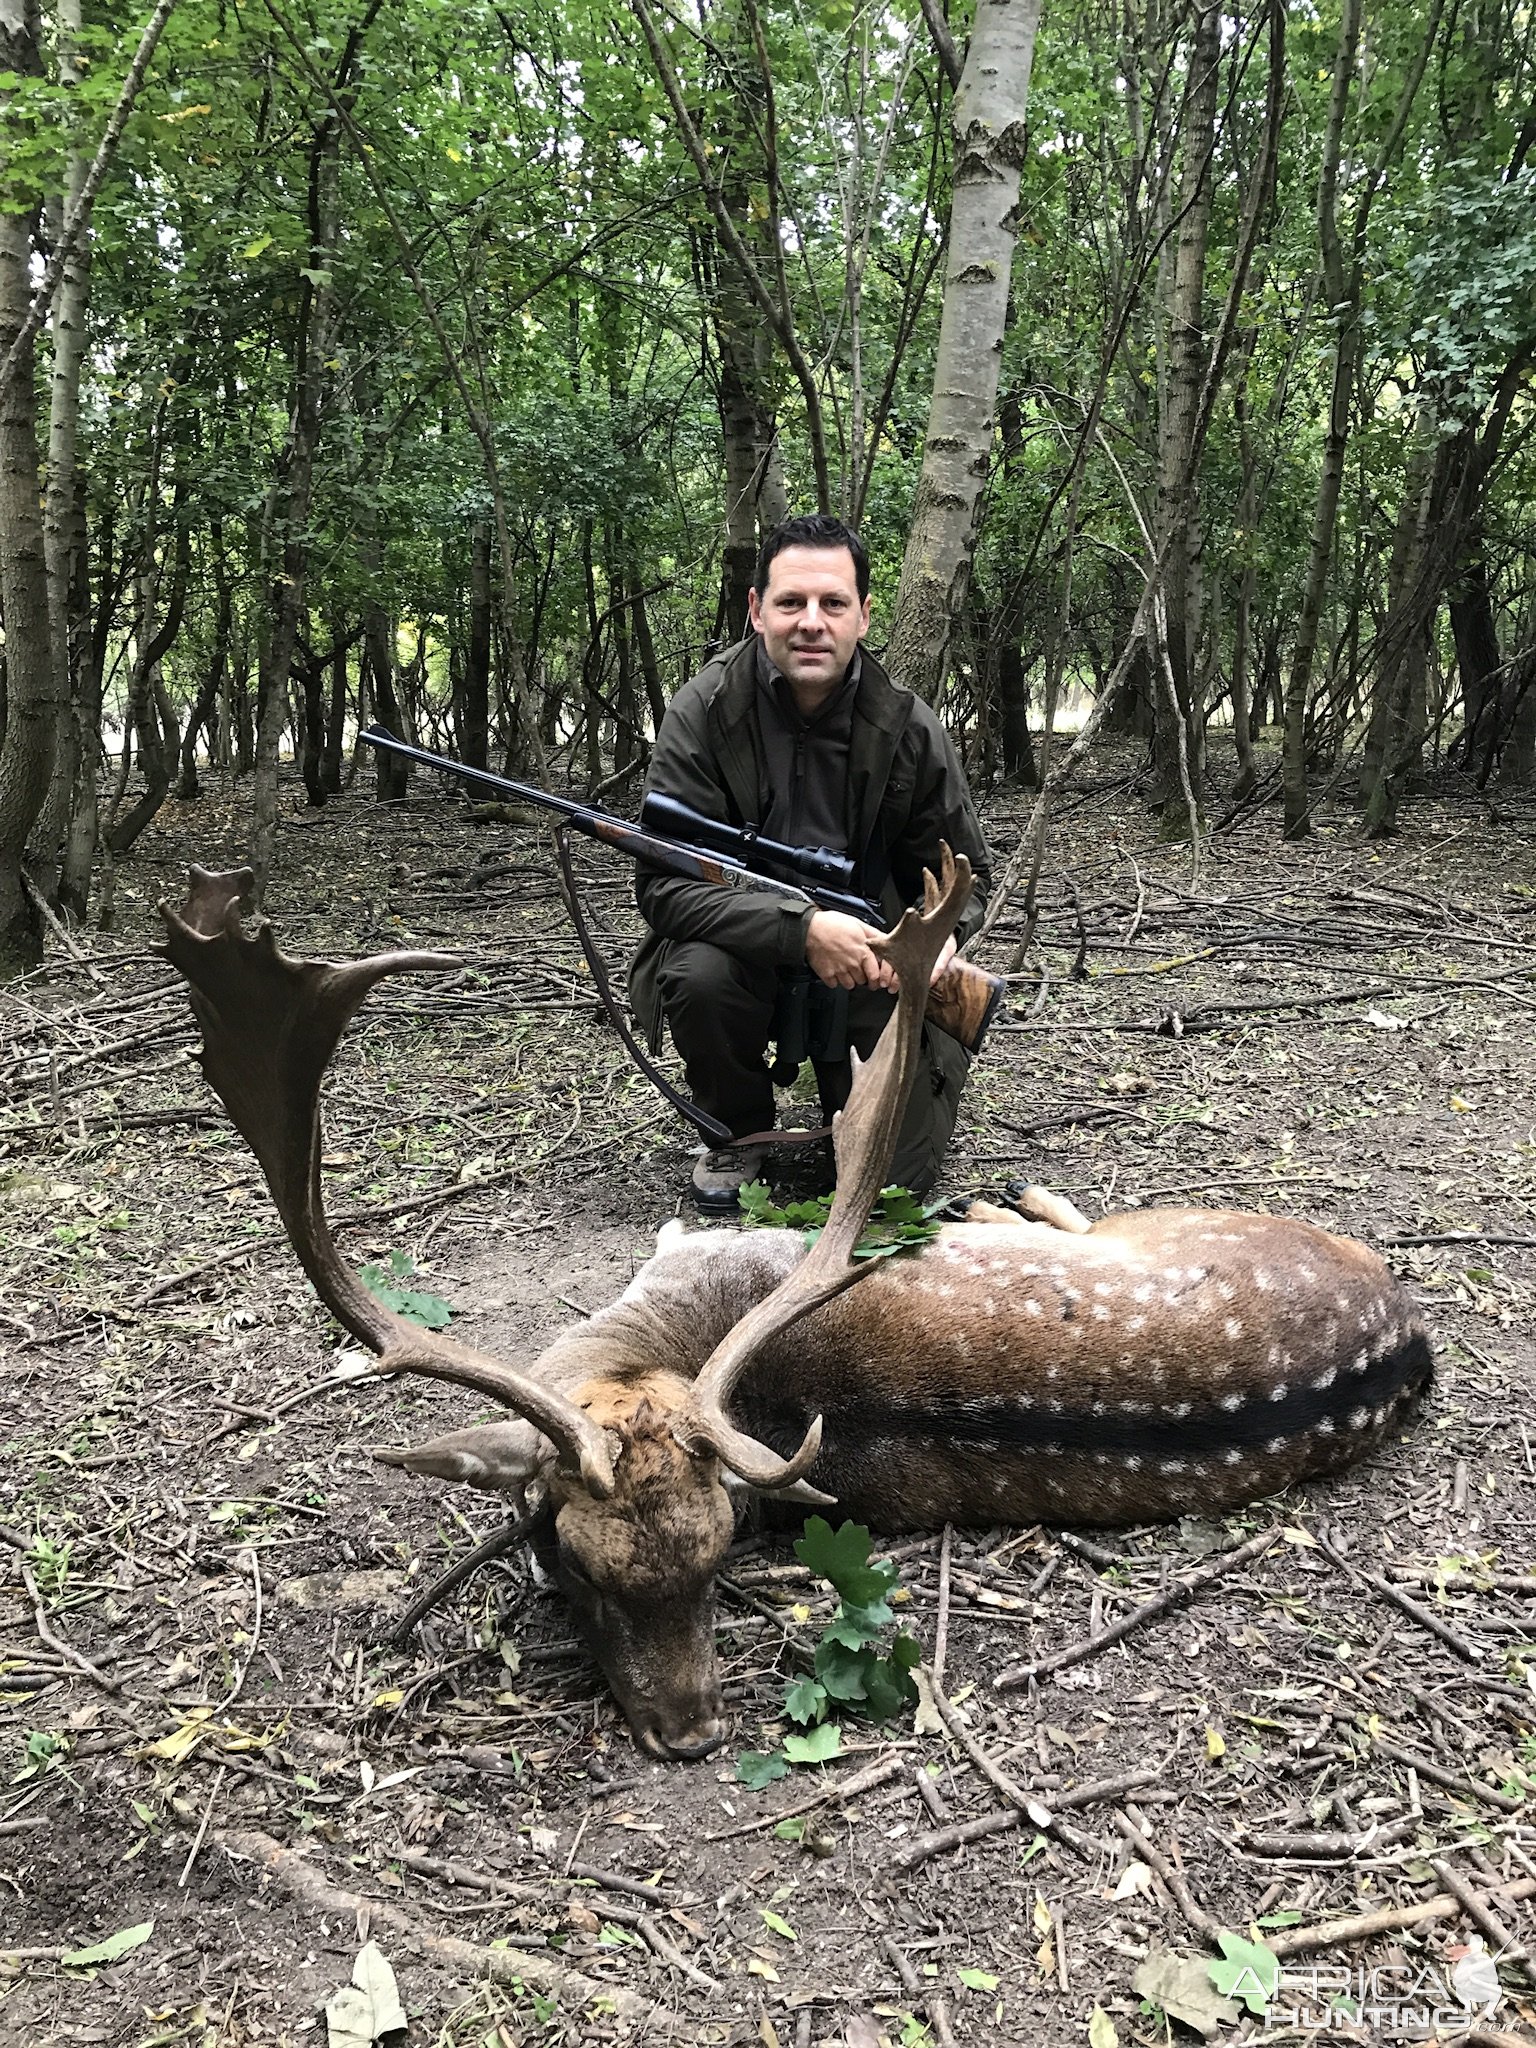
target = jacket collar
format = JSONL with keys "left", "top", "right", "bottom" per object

{"left": 706, "top": 636, "right": 914, "bottom": 857}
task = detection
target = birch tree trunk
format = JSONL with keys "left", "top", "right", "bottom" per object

{"left": 1280, "top": 0, "right": 1360, "bottom": 839}
{"left": 248, "top": 107, "right": 339, "bottom": 904}
{"left": 1149, "top": 0, "right": 1220, "bottom": 820}
{"left": 32, "top": 0, "right": 91, "bottom": 911}
{"left": 0, "top": 0, "right": 58, "bottom": 975}
{"left": 885, "top": 0, "right": 1042, "bottom": 704}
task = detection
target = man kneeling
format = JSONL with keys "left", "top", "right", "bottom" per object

{"left": 629, "top": 514, "right": 992, "bottom": 1210}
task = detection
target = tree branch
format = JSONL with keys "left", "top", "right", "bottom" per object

{"left": 0, "top": 0, "right": 180, "bottom": 394}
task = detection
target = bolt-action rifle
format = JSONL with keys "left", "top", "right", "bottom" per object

{"left": 360, "top": 725, "right": 1004, "bottom": 1057}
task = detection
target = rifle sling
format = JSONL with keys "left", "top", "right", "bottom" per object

{"left": 551, "top": 826, "right": 829, "bottom": 1153}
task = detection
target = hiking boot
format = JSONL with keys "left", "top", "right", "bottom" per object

{"left": 690, "top": 1145, "right": 767, "bottom": 1214}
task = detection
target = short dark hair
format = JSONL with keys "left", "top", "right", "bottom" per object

{"left": 753, "top": 514, "right": 870, "bottom": 603}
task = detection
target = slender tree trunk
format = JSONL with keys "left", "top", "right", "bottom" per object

{"left": 366, "top": 604, "right": 407, "bottom": 797}
{"left": 58, "top": 498, "right": 110, "bottom": 919}
{"left": 32, "top": 0, "right": 91, "bottom": 910}
{"left": 580, "top": 517, "right": 603, "bottom": 787}
{"left": 1284, "top": 0, "right": 1441, "bottom": 836}
{"left": 630, "top": 577, "right": 667, "bottom": 740}
{"left": 464, "top": 518, "right": 491, "bottom": 770}
{"left": 106, "top": 454, "right": 189, "bottom": 858}
{"left": 1360, "top": 416, "right": 1443, "bottom": 832}
{"left": 1281, "top": 26, "right": 1360, "bottom": 827}
{"left": 1229, "top": 334, "right": 1260, "bottom": 796}
{"left": 0, "top": 0, "right": 57, "bottom": 974}
{"left": 1150, "top": 0, "right": 1220, "bottom": 821}
{"left": 232, "top": 637, "right": 255, "bottom": 775}
{"left": 1498, "top": 653, "right": 1536, "bottom": 789}
{"left": 885, "top": 0, "right": 1043, "bottom": 703}
{"left": 296, "top": 627, "right": 327, "bottom": 807}
{"left": 1450, "top": 549, "right": 1502, "bottom": 776}
{"left": 249, "top": 108, "right": 339, "bottom": 901}
{"left": 322, "top": 615, "right": 346, "bottom": 793}
{"left": 178, "top": 520, "right": 232, "bottom": 800}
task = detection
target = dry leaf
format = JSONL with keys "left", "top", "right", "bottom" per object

{"left": 325, "top": 1942, "right": 405, "bottom": 2048}
{"left": 1111, "top": 1860, "right": 1153, "bottom": 1901}
{"left": 1132, "top": 1951, "right": 1239, "bottom": 2040}
{"left": 911, "top": 1666, "right": 944, "bottom": 1737}
{"left": 1088, "top": 2007, "right": 1119, "bottom": 2048}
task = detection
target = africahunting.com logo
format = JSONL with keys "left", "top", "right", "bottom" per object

{"left": 1252, "top": 1939, "right": 1504, "bottom": 2032}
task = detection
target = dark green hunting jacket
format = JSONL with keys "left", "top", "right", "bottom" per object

{"left": 630, "top": 636, "right": 991, "bottom": 1051}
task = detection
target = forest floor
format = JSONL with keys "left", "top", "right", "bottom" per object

{"left": 4, "top": 742, "right": 1536, "bottom": 2048}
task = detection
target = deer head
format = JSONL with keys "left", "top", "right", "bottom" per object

{"left": 160, "top": 854, "right": 972, "bottom": 1758}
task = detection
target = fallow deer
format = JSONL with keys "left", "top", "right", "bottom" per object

{"left": 159, "top": 853, "right": 1431, "bottom": 1760}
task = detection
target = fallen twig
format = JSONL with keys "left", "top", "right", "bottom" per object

{"left": 217, "top": 1828, "right": 646, "bottom": 2018}
{"left": 22, "top": 1565, "right": 120, "bottom": 1695}
{"left": 1372, "top": 1735, "right": 1526, "bottom": 1816}
{"left": 1112, "top": 1807, "right": 1218, "bottom": 1940}
{"left": 994, "top": 1527, "right": 1278, "bottom": 1689}
{"left": 178, "top": 1766, "right": 225, "bottom": 1888}
{"left": 384, "top": 1510, "right": 539, "bottom": 1645}
{"left": 1429, "top": 1857, "right": 1536, "bottom": 1989}
{"left": 703, "top": 1753, "right": 907, "bottom": 1840}
{"left": 1266, "top": 1875, "right": 1536, "bottom": 1958}
{"left": 224, "top": 1550, "right": 262, "bottom": 1709}
{"left": 932, "top": 1523, "right": 953, "bottom": 1693}
{"left": 595, "top": 1899, "right": 719, "bottom": 1994}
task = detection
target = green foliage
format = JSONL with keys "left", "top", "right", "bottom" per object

{"left": 1403, "top": 164, "right": 1536, "bottom": 425}
{"left": 736, "top": 1750, "right": 790, "bottom": 1790}
{"left": 360, "top": 1250, "right": 452, "bottom": 1329}
{"left": 13, "top": 1728, "right": 69, "bottom": 1784}
{"left": 735, "top": 1519, "right": 920, "bottom": 1786}
{"left": 1207, "top": 1931, "right": 1280, "bottom": 2016}
{"left": 62, "top": 1922, "right": 154, "bottom": 1969}
{"left": 26, "top": 1535, "right": 71, "bottom": 1601}
{"left": 782, "top": 1722, "right": 843, "bottom": 1765}
{"left": 737, "top": 1183, "right": 945, "bottom": 1262}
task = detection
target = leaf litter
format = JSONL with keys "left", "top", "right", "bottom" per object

{"left": 3, "top": 756, "right": 1536, "bottom": 2043}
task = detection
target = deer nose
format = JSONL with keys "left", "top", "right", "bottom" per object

{"left": 662, "top": 1716, "right": 726, "bottom": 1761}
{"left": 637, "top": 1713, "right": 726, "bottom": 1761}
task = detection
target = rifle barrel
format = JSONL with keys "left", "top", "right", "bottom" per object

{"left": 361, "top": 726, "right": 603, "bottom": 828}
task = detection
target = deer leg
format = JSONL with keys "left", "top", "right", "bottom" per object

{"left": 1005, "top": 1182, "right": 1094, "bottom": 1234}
{"left": 961, "top": 1199, "right": 1033, "bottom": 1228}
{"left": 384, "top": 1508, "right": 541, "bottom": 1645}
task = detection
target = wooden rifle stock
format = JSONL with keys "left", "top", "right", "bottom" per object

{"left": 926, "top": 958, "right": 1005, "bottom": 1055}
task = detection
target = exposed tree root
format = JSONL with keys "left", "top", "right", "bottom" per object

{"left": 217, "top": 1828, "right": 648, "bottom": 2022}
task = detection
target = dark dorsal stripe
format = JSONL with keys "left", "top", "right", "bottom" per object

{"left": 755, "top": 1331, "right": 1432, "bottom": 1464}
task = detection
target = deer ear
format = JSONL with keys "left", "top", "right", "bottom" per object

{"left": 375, "top": 1420, "right": 549, "bottom": 1493}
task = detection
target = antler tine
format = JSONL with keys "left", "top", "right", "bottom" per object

{"left": 158, "top": 868, "right": 617, "bottom": 1500}
{"left": 675, "top": 846, "right": 973, "bottom": 1490}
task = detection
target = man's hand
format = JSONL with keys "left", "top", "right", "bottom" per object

{"left": 806, "top": 917, "right": 959, "bottom": 992}
{"left": 806, "top": 911, "right": 896, "bottom": 991}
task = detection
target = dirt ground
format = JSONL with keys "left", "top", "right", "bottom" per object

{"left": 4, "top": 744, "right": 1536, "bottom": 2048}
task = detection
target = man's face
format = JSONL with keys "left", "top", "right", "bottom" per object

{"left": 748, "top": 545, "right": 870, "bottom": 703}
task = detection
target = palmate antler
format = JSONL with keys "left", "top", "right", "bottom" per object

{"left": 158, "top": 869, "right": 618, "bottom": 1497}
{"left": 674, "top": 846, "right": 974, "bottom": 1487}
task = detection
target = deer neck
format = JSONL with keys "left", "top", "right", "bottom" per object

{"left": 536, "top": 1230, "right": 806, "bottom": 1399}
